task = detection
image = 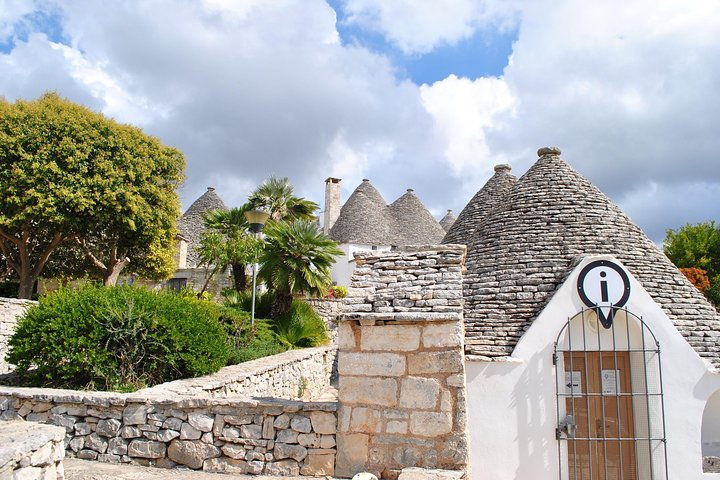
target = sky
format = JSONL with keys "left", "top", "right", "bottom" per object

{"left": 1, "top": 0, "right": 719, "bottom": 243}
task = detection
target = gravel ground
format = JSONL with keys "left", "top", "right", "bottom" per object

{"left": 63, "top": 458, "right": 337, "bottom": 480}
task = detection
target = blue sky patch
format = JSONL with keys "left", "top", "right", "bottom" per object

{"left": 0, "top": 8, "right": 68, "bottom": 54}
{"left": 328, "top": 0, "right": 517, "bottom": 84}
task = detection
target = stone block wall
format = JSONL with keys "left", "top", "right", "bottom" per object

{"left": 0, "top": 388, "right": 336, "bottom": 476}
{"left": 307, "top": 298, "right": 343, "bottom": 344}
{"left": 0, "top": 421, "right": 65, "bottom": 479}
{"left": 335, "top": 246, "right": 469, "bottom": 479}
{"left": 0, "top": 297, "right": 35, "bottom": 374}
{"left": 141, "top": 346, "right": 335, "bottom": 401}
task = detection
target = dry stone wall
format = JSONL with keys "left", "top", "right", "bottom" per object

{"left": 307, "top": 298, "right": 343, "bottom": 343}
{"left": 0, "top": 388, "right": 336, "bottom": 476}
{"left": 0, "top": 421, "right": 65, "bottom": 479}
{"left": 0, "top": 297, "right": 35, "bottom": 374}
{"left": 336, "top": 245, "right": 469, "bottom": 479}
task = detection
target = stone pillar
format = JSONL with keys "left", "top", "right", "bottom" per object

{"left": 335, "top": 246, "right": 469, "bottom": 479}
{"left": 324, "top": 177, "right": 341, "bottom": 235}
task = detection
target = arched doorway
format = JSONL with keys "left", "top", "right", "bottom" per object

{"left": 554, "top": 308, "right": 668, "bottom": 480}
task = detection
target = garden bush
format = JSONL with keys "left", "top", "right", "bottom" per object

{"left": 6, "top": 284, "right": 230, "bottom": 391}
{"left": 273, "top": 300, "right": 329, "bottom": 348}
{"left": 216, "top": 305, "right": 285, "bottom": 365}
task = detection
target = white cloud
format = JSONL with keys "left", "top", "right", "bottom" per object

{"left": 341, "top": 0, "right": 519, "bottom": 54}
{"left": 0, "top": 0, "right": 718, "bottom": 244}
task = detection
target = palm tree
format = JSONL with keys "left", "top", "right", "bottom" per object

{"left": 258, "top": 219, "right": 342, "bottom": 318}
{"left": 249, "top": 177, "right": 319, "bottom": 222}
{"left": 202, "top": 204, "right": 256, "bottom": 292}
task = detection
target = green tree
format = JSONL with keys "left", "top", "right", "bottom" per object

{"left": 249, "top": 176, "right": 319, "bottom": 222}
{"left": 258, "top": 220, "right": 342, "bottom": 318}
{"left": 202, "top": 205, "right": 256, "bottom": 292}
{"left": 0, "top": 92, "right": 184, "bottom": 297}
{"left": 196, "top": 229, "right": 263, "bottom": 296}
{"left": 664, "top": 221, "right": 720, "bottom": 308}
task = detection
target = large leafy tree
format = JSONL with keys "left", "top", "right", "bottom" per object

{"left": 202, "top": 205, "right": 256, "bottom": 292}
{"left": 258, "top": 220, "right": 342, "bottom": 318}
{"left": 664, "top": 221, "right": 720, "bottom": 307}
{"left": 0, "top": 92, "right": 184, "bottom": 297}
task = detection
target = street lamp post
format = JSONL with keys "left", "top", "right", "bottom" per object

{"left": 244, "top": 209, "right": 270, "bottom": 328}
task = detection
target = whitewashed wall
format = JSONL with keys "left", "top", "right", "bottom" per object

{"left": 465, "top": 255, "right": 720, "bottom": 479}
{"left": 330, "top": 244, "right": 391, "bottom": 286}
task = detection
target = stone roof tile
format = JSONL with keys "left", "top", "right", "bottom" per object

{"left": 178, "top": 187, "right": 227, "bottom": 268}
{"left": 439, "top": 210, "right": 457, "bottom": 232}
{"left": 462, "top": 147, "right": 720, "bottom": 368}
{"left": 328, "top": 179, "right": 397, "bottom": 245}
{"left": 389, "top": 189, "right": 446, "bottom": 245}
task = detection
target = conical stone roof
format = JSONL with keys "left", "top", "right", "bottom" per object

{"left": 389, "top": 189, "right": 447, "bottom": 245}
{"left": 463, "top": 147, "right": 720, "bottom": 368}
{"left": 178, "top": 187, "right": 228, "bottom": 268}
{"left": 439, "top": 210, "right": 457, "bottom": 232}
{"left": 443, "top": 164, "right": 516, "bottom": 245}
{"left": 329, "top": 179, "right": 397, "bottom": 245}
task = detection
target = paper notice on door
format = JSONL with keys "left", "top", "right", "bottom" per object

{"left": 601, "top": 369, "right": 620, "bottom": 395}
{"left": 565, "top": 371, "right": 582, "bottom": 396}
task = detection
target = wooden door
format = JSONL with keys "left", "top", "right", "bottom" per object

{"left": 564, "top": 351, "right": 636, "bottom": 480}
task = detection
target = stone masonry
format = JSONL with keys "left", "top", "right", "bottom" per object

{"left": 0, "top": 388, "right": 336, "bottom": 476}
{"left": 0, "top": 298, "right": 35, "bottom": 374}
{"left": 336, "top": 245, "right": 469, "bottom": 479}
{"left": 0, "top": 421, "right": 65, "bottom": 479}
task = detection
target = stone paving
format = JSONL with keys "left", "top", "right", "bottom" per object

{"left": 64, "top": 457, "right": 338, "bottom": 479}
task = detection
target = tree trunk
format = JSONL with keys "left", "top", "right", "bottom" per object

{"left": 231, "top": 263, "right": 247, "bottom": 292}
{"left": 103, "top": 258, "right": 130, "bottom": 286}
{"left": 271, "top": 292, "right": 293, "bottom": 319}
{"left": 17, "top": 276, "right": 35, "bottom": 300}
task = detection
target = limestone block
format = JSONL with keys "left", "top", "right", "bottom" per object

{"left": 338, "top": 406, "right": 352, "bottom": 432}
{"left": 400, "top": 377, "right": 440, "bottom": 410}
{"left": 438, "top": 435, "right": 468, "bottom": 467}
{"left": 76, "top": 449, "right": 97, "bottom": 460}
{"left": 85, "top": 433, "right": 108, "bottom": 454}
{"left": 446, "top": 374, "right": 465, "bottom": 388}
{"left": 350, "top": 407, "right": 382, "bottom": 434}
{"left": 398, "top": 467, "right": 464, "bottom": 479}
{"left": 188, "top": 412, "right": 214, "bottom": 433}
{"left": 338, "top": 321, "right": 357, "bottom": 350}
{"left": 386, "top": 420, "right": 408, "bottom": 435}
{"left": 310, "top": 411, "right": 337, "bottom": 434}
{"left": 201, "top": 432, "right": 213, "bottom": 444}
{"left": 297, "top": 433, "right": 321, "bottom": 448}
{"left": 338, "top": 352, "right": 406, "bottom": 377}
{"left": 49, "top": 414, "right": 77, "bottom": 433}
{"left": 301, "top": 451, "right": 335, "bottom": 476}
{"left": 262, "top": 417, "right": 274, "bottom": 439}
{"left": 74, "top": 422, "right": 92, "bottom": 436}
{"left": 26, "top": 412, "right": 49, "bottom": 423}
{"left": 108, "top": 437, "right": 128, "bottom": 456}
{"left": 68, "top": 437, "right": 84, "bottom": 453}
{"left": 440, "top": 390, "right": 452, "bottom": 412}
{"left": 408, "top": 351, "right": 462, "bottom": 375}
{"left": 221, "top": 444, "right": 247, "bottom": 460}
{"left": 167, "top": 440, "right": 220, "bottom": 469}
{"left": 96, "top": 418, "right": 121, "bottom": 437}
{"left": 162, "top": 417, "right": 183, "bottom": 431}
{"left": 203, "top": 457, "right": 248, "bottom": 473}
{"left": 276, "top": 428, "right": 299, "bottom": 444}
{"left": 157, "top": 429, "right": 180, "bottom": 442}
{"left": 422, "top": 323, "right": 462, "bottom": 348}
{"left": 224, "top": 414, "right": 253, "bottom": 426}
{"left": 320, "top": 434, "right": 336, "bottom": 449}
{"left": 273, "top": 443, "right": 308, "bottom": 462}
{"left": 212, "top": 415, "right": 225, "bottom": 436}
{"left": 240, "top": 424, "right": 263, "bottom": 439}
{"left": 120, "top": 426, "right": 141, "bottom": 439}
{"left": 246, "top": 460, "right": 264, "bottom": 474}
{"left": 122, "top": 404, "right": 147, "bottom": 425}
{"left": 127, "top": 440, "right": 166, "bottom": 459}
{"left": 98, "top": 453, "right": 121, "bottom": 463}
{"left": 222, "top": 426, "right": 240, "bottom": 440}
{"left": 335, "top": 433, "right": 369, "bottom": 478}
{"left": 29, "top": 442, "right": 53, "bottom": 466}
{"left": 409, "top": 412, "right": 453, "bottom": 437}
{"left": 180, "top": 422, "right": 202, "bottom": 440}
{"left": 360, "top": 325, "right": 420, "bottom": 351}
{"left": 290, "top": 415, "right": 312, "bottom": 433}
{"left": 265, "top": 459, "right": 300, "bottom": 476}
{"left": 273, "top": 413, "right": 290, "bottom": 429}
{"left": 340, "top": 377, "right": 397, "bottom": 407}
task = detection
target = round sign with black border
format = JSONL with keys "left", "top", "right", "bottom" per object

{"left": 576, "top": 259, "right": 631, "bottom": 328}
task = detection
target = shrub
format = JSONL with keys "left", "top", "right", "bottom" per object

{"left": 7, "top": 284, "right": 230, "bottom": 391}
{"left": 326, "top": 285, "right": 347, "bottom": 299}
{"left": 222, "top": 289, "right": 274, "bottom": 319}
{"left": 272, "top": 300, "right": 329, "bottom": 349}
